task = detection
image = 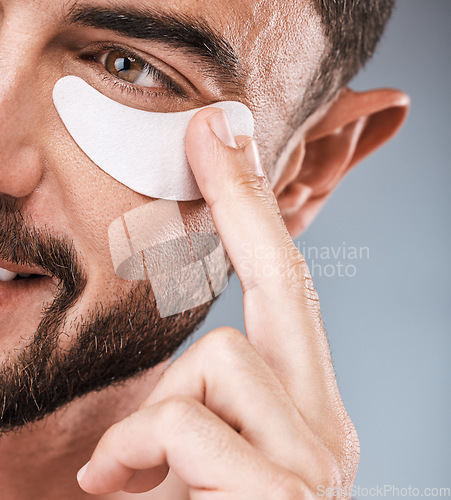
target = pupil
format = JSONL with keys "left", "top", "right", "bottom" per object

{"left": 115, "top": 57, "right": 132, "bottom": 73}
{"left": 105, "top": 51, "right": 148, "bottom": 84}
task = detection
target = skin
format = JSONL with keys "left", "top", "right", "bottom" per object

{"left": 0, "top": 0, "right": 410, "bottom": 498}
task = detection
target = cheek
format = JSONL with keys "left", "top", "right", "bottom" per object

{"left": 46, "top": 125, "right": 226, "bottom": 317}
{"left": 44, "top": 136, "right": 155, "bottom": 296}
{"left": 52, "top": 152, "right": 149, "bottom": 273}
{"left": 179, "top": 199, "right": 217, "bottom": 234}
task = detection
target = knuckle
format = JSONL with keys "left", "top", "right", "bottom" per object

{"left": 304, "top": 439, "right": 343, "bottom": 495}
{"left": 272, "top": 470, "right": 308, "bottom": 499}
{"left": 313, "top": 428, "right": 357, "bottom": 495}
{"left": 314, "top": 408, "right": 360, "bottom": 493}
{"left": 284, "top": 256, "right": 315, "bottom": 295}
{"left": 348, "top": 422, "right": 361, "bottom": 467}
{"left": 233, "top": 168, "right": 264, "bottom": 194}
{"left": 337, "top": 416, "right": 361, "bottom": 485}
{"left": 281, "top": 255, "right": 322, "bottom": 318}
{"left": 342, "top": 414, "right": 360, "bottom": 453}
{"left": 158, "top": 395, "right": 201, "bottom": 431}
{"left": 196, "top": 327, "right": 246, "bottom": 357}
{"left": 231, "top": 166, "right": 277, "bottom": 205}
{"left": 318, "top": 454, "right": 343, "bottom": 493}
{"left": 100, "top": 413, "right": 146, "bottom": 464}
{"left": 97, "top": 421, "right": 122, "bottom": 455}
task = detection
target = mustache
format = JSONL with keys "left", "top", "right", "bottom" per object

{"left": 0, "top": 198, "right": 214, "bottom": 434}
{"left": 0, "top": 196, "right": 87, "bottom": 319}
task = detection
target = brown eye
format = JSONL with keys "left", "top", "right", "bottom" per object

{"left": 104, "top": 50, "right": 158, "bottom": 87}
{"left": 94, "top": 47, "right": 188, "bottom": 97}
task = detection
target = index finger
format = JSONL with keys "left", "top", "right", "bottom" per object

{"left": 186, "top": 108, "right": 340, "bottom": 419}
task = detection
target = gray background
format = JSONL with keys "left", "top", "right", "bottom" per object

{"left": 178, "top": 0, "right": 451, "bottom": 494}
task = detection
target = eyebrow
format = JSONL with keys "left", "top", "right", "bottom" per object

{"left": 67, "top": 5, "right": 245, "bottom": 91}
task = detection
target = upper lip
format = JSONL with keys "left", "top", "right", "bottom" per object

{"left": 0, "top": 258, "right": 51, "bottom": 277}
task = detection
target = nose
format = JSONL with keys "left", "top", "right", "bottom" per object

{"left": 0, "top": 36, "right": 45, "bottom": 198}
{"left": 0, "top": 145, "right": 43, "bottom": 199}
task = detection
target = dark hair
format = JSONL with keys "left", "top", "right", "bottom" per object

{"left": 300, "top": 0, "right": 396, "bottom": 122}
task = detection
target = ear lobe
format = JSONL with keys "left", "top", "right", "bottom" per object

{"left": 276, "top": 87, "right": 410, "bottom": 237}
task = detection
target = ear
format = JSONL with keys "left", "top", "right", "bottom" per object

{"left": 274, "top": 88, "right": 410, "bottom": 237}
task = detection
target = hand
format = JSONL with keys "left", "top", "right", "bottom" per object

{"left": 77, "top": 108, "right": 360, "bottom": 499}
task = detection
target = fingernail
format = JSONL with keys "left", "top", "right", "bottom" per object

{"left": 206, "top": 110, "right": 237, "bottom": 148}
{"left": 77, "top": 461, "right": 90, "bottom": 483}
{"left": 244, "top": 139, "right": 264, "bottom": 177}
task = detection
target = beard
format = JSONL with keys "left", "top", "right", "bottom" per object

{"left": 0, "top": 197, "right": 214, "bottom": 435}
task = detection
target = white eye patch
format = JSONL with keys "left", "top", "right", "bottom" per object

{"left": 53, "top": 76, "right": 255, "bottom": 201}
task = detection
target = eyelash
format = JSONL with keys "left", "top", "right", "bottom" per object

{"left": 81, "top": 42, "right": 188, "bottom": 100}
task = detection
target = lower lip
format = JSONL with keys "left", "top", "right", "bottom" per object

{"left": 0, "top": 276, "right": 56, "bottom": 311}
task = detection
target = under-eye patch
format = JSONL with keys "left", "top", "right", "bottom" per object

{"left": 53, "top": 76, "right": 254, "bottom": 201}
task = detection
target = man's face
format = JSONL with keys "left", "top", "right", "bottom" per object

{"left": 0, "top": 0, "right": 323, "bottom": 432}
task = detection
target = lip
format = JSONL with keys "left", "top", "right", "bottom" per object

{"left": 0, "top": 275, "right": 56, "bottom": 315}
{"left": 0, "top": 259, "right": 57, "bottom": 316}
{"left": 0, "top": 258, "right": 51, "bottom": 277}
